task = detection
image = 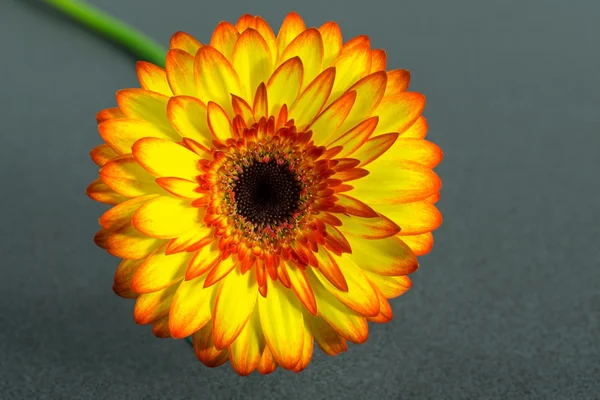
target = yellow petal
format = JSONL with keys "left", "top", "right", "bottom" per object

{"left": 228, "top": 308, "right": 264, "bottom": 376}
{"left": 336, "top": 71, "right": 387, "bottom": 135}
{"left": 352, "top": 132, "right": 399, "bottom": 167}
{"left": 364, "top": 271, "right": 412, "bottom": 299}
{"left": 266, "top": 56, "right": 303, "bottom": 117}
{"left": 373, "top": 92, "right": 425, "bottom": 136}
{"left": 379, "top": 138, "right": 443, "bottom": 168}
{"left": 345, "top": 235, "right": 418, "bottom": 276}
{"left": 336, "top": 213, "right": 400, "bottom": 239}
{"left": 306, "top": 270, "right": 368, "bottom": 344}
{"left": 192, "top": 322, "right": 229, "bottom": 367}
{"left": 207, "top": 101, "right": 234, "bottom": 143}
{"left": 307, "top": 90, "right": 356, "bottom": 146}
{"left": 105, "top": 222, "right": 164, "bottom": 260}
{"left": 86, "top": 178, "right": 128, "bottom": 205}
{"left": 289, "top": 67, "right": 336, "bottom": 130}
{"left": 113, "top": 258, "right": 143, "bottom": 298}
{"left": 96, "top": 107, "right": 125, "bottom": 124}
{"left": 194, "top": 45, "right": 243, "bottom": 115}
{"left": 209, "top": 21, "right": 240, "bottom": 60}
{"left": 165, "top": 49, "right": 196, "bottom": 96}
{"left": 314, "top": 253, "right": 380, "bottom": 317}
{"left": 319, "top": 21, "right": 342, "bottom": 68}
{"left": 90, "top": 144, "right": 119, "bottom": 167}
{"left": 328, "top": 43, "right": 371, "bottom": 106}
{"left": 167, "top": 95, "right": 213, "bottom": 148}
{"left": 399, "top": 232, "right": 434, "bottom": 256}
{"left": 279, "top": 28, "right": 324, "bottom": 89}
{"left": 116, "top": 89, "right": 177, "bottom": 136}
{"left": 132, "top": 196, "right": 206, "bottom": 239}
{"left": 169, "top": 31, "right": 201, "bottom": 56}
{"left": 257, "top": 345, "right": 277, "bottom": 375}
{"left": 231, "top": 28, "right": 273, "bottom": 101}
{"left": 370, "top": 49, "right": 387, "bottom": 72}
{"left": 285, "top": 263, "right": 317, "bottom": 315}
{"left": 212, "top": 265, "right": 258, "bottom": 349}
{"left": 292, "top": 316, "right": 314, "bottom": 372}
{"left": 169, "top": 271, "right": 218, "bottom": 338}
{"left": 99, "top": 156, "right": 162, "bottom": 197}
{"left": 132, "top": 137, "right": 202, "bottom": 180}
{"left": 131, "top": 243, "right": 192, "bottom": 293}
{"left": 155, "top": 177, "right": 202, "bottom": 199}
{"left": 327, "top": 116, "right": 379, "bottom": 158}
{"left": 309, "top": 315, "right": 347, "bottom": 356}
{"left": 99, "top": 194, "right": 159, "bottom": 230}
{"left": 375, "top": 202, "right": 442, "bottom": 235}
{"left": 401, "top": 116, "right": 428, "bottom": 139}
{"left": 352, "top": 159, "right": 441, "bottom": 204}
{"left": 133, "top": 283, "right": 179, "bottom": 324}
{"left": 136, "top": 62, "right": 172, "bottom": 96}
{"left": 276, "top": 12, "right": 306, "bottom": 58}
{"left": 385, "top": 69, "right": 411, "bottom": 96}
{"left": 258, "top": 281, "right": 304, "bottom": 370}
{"left": 98, "top": 118, "right": 179, "bottom": 154}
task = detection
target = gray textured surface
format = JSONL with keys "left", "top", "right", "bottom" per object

{"left": 1, "top": 0, "right": 598, "bottom": 399}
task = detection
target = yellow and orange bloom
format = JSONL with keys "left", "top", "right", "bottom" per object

{"left": 87, "top": 12, "right": 442, "bottom": 375}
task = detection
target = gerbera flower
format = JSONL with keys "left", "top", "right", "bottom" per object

{"left": 87, "top": 12, "right": 442, "bottom": 375}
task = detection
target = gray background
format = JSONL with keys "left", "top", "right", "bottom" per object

{"left": 1, "top": 0, "right": 598, "bottom": 398}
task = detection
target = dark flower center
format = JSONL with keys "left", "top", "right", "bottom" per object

{"left": 233, "top": 159, "right": 303, "bottom": 226}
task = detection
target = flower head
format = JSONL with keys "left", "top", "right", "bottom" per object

{"left": 87, "top": 12, "right": 443, "bottom": 375}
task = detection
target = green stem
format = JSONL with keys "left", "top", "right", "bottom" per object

{"left": 42, "top": 0, "right": 167, "bottom": 67}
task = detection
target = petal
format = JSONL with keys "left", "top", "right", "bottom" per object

{"left": 279, "top": 28, "right": 324, "bottom": 89}
{"left": 169, "top": 271, "right": 218, "bottom": 338}
{"left": 400, "top": 116, "right": 428, "bottom": 139}
{"left": 132, "top": 137, "right": 202, "bottom": 180}
{"left": 385, "top": 69, "right": 411, "bottom": 96}
{"left": 253, "top": 83, "right": 269, "bottom": 120}
{"left": 345, "top": 235, "right": 418, "bottom": 276}
{"left": 155, "top": 177, "right": 202, "bottom": 199}
{"left": 328, "top": 44, "right": 371, "bottom": 105}
{"left": 285, "top": 263, "right": 317, "bottom": 315}
{"left": 364, "top": 272, "right": 412, "bottom": 299}
{"left": 251, "top": 17, "right": 278, "bottom": 66}
{"left": 99, "top": 156, "right": 162, "bottom": 197}
{"left": 99, "top": 194, "right": 159, "bottom": 230}
{"left": 207, "top": 101, "right": 234, "bottom": 143}
{"left": 86, "top": 179, "right": 128, "bottom": 205}
{"left": 351, "top": 159, "right": 442, "bottom": 204}
{"left": 90, "top": 144, "right": 118, "bottom": 167}
{"left": 307, "top": 90, "right": 356, "bottom": 146}
{"left": 212, "top": 265, "right": 258, "bottom": 349}
{"left": 113, "top": 258, "right": 143, "bottom": 298}
{"left": 266, "top": 56, "right": 304, "bottom": 117}
{"left": 192, "top": 322, "right": 229, "bottom": 367}
{"left": 133, "top": 284, "right": 179, "bottom": 324}
{"left": 169, "top": 31, "right": 202, "bottom": 56}
{"left": 152, "top": 316, "right": 172, "bottom": 338}
{"left": 257, "top": 345, "right": 277, "bottom": 375}
{"left": 105, "top": 223, "right": 164, "bottom": 259}
{"left": 167, "top": 95, "right": 213, "bottom": 148}
{"left": 132, "top": 196, "right": 206, "bottom": 239}
{"left": 314, "top": 246, "right": 348, "bottom": 291}
{"left": 116, "top": 89, "right": 177, "bottom": 135}
{"left": 136, "top": 62, "right": 172, "bottom": 96}
{"left": 306, "top": 270, "right": 368, "bottom": 344}
{"left": 185, "top": 240, "right": 221, "bottom": 280}
{"left": 258, "top": 281, "right": 304, "bottom": 370}
{"left": 313, "top": 253, "right": 380, "bottom": 317}
{"left": 131, "top": 244, "right": 192, "bottom": 293}
{"left": 375, "top": 202, "right": 442, "bottom": 235}
{"left": 336, "top": 71, "right": 387, "bottom": 135}
{"left": 231, "top": 28, "right": 273, "bottom": 100}
{"left": 96, "top": 107, "right": 125, "bottom": 124}
{"left": 378, "top": 138, "right": 443, "bottom": 169}
{"left": 228, "top": 308, "right": 264, "bottom": 376}
{"left": 276, "top": 12, "right": 306, "bottom": 58}
{"left": 336, "top": 213, "right": 400, "bottom": 239}
{"left": 341, "top": 35, "right": 370, "bottom": 54}
{"left": 194, "top": 45, "right": 243, "bottom": 114}
{"left": 209, "top": 21, "right": 240, "bottom": 60}
{"left": 98, "top": 118, "right": 179, "bottom": 154}
{"left": 289, "top": 67, "right": 336, "bottom": 130}
{"left": 370, "top": 49, "right": 387, "bottom": 72}
{"left": 366, "top": 285, "right": 393, "bottom": 323}
{"left": 319, "top": 22, "right": 342, "bottom": 68}
{"left": 373, "top": 92, "right": 425, "bottom": 136}
{"left": 309, "top": 315, "right": 347, "bottom": 356}
{"left": 334, "top": 193, "right": 378, "bottom": 218}
{"left": 400, "top": 232, "right": 434, "bottom": 256}
{"left": 292, "top": 317, "right": 314, "bottom": 372}
{"left": 352, "top": 132, "right": 399, "bottom": 167}
{"left": 165, "top": 49, "right": 196, "bottom": 96}
{"left": 327, "top": 116, "right": 379, "bottom": 157}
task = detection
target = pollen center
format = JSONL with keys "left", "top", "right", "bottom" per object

{"left": 233, "top": 159, "right": 303, "bottom": 226}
